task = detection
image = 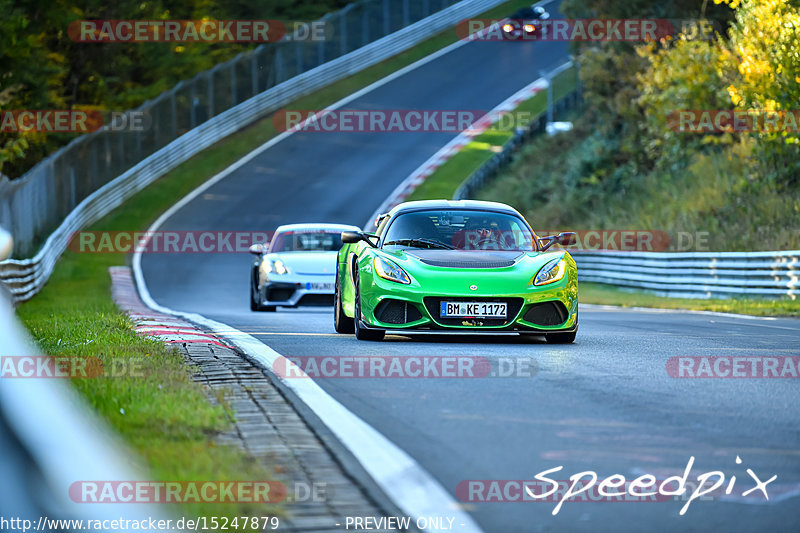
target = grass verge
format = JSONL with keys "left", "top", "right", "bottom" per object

{"left": 579, "top": 282, "right": 799, "bottom": 317}
{"left": 14, "top": 0, "right": 534, "bottom": 518}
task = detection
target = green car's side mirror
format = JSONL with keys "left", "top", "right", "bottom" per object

{"left": 342, "top": 231, "right": 378, "bottom": 246}
{"left": 540, "top": 232, "right": 577, "bottom": 251}
{"left": 341, "top": 231, "right": 363, "bottom": 244}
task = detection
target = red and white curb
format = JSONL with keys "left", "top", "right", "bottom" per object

{"left": 109, "top": 266, "right": 231, "bottom": 348}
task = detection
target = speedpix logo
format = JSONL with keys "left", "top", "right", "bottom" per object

{"left": 457, "top": 456, "right": 776, "bottom": 516}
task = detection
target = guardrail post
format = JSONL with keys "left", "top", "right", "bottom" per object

{"left": 251, "top": 51, "right": 259, "bottom": 95}
{"left": 170, "top": 90, "right": 178, "bottom": 138}
{"left": 340, "top": 11, "right": 347, "bottom": 56}
{"left": 103, "top": 133, "right": 112, "bottom": 176}
{"left": 189, "top": 84, "right": 197, "bottom": 128}
{"left": 230, "top": 62, "right": 237, "bottom": 106}
{"left": 207, "top": 71, "right": 215, "bottom": 118}
{"left": 362, "top": 6, "right": 369, "bottom": 46}
{"left": 383, "top": 0, "right": 391, "bottom": 36}
{"left": 296, "top": 43, "right": 303, "bottom": 76}
{"left": 274, "top": 46, "right": 284, "bottom": 84}
{"left": 546, "top": 71, "right": 554, "bottom": 123}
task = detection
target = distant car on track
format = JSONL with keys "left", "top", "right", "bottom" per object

{"left": 501, "top": 5, "right": 550, "bottom": 40}
{"left": 334, "top": 200, "right": 578, "bottom": 342}
{"left": 250, "top": 223, "right": 361, "bottom": 311}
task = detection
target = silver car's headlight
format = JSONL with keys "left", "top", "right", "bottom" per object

{"left": 273, "top": 259, "right": 289, "bottom": 275}
{"left": 532, "top": 258, "right": 566, "bottom": 286}
{"left": 262, "top": 259, "right": 290, "bottom": 275}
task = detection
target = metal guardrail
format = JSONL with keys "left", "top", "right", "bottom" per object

{"left": 451, "top": 85, "right": 799, "bottom": 300}
{"left": 0, "top": 0, "right": 504, "bottom": 259}
{"left": 572, "top": 250, "right": 800, "bottom": 299}
{"left": 0, "top": 0, "right": 507, "bottom": 304}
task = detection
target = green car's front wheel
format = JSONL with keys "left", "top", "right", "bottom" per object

{"left": 353, "top": 270, "right": 385, "bottom": 342}
{"left": 334, "top": 263, "right": 354, "bottom": 334}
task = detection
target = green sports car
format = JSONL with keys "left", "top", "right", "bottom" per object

{"left": 334, "top": 199, "right": 578, "bottom": 343}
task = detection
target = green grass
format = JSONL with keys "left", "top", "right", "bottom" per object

{"left": 407, "top": 66, "right": 578, "bottom": 201}
{"left": 17, "top": 270, "right": 282, "bottom": 519}
{"left": 14, "top": 0, "right": 536, "bottom": 518}
{"left": 580, "top": 282, "right": 800, "bottom": 316}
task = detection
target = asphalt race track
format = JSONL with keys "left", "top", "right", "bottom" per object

{"left": 139, "top": 5, "right": 800, "bottom": 532}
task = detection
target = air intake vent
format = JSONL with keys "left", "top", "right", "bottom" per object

{"left": 419, "top": 258, "right": 516, "bottom": 268}
{"left": 297, "top": 294, "right": 333, "bottom": 306}
{"left": 523, "top": 301, "right": 569, "bottom": 326}
{"left": 374, "top": 299, "right": 422, "bottom": 324}
{"left": 266, "top": 287, "right": 295, "bottom": 301}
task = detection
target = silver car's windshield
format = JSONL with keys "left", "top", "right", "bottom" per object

{"left": 382, "top": 210, "right": 535, "bottom": 251}
{"left": 268, "top": 231, "right": 344, "bottom": 252}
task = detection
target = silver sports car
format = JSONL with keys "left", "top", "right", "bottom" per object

{"left": 249, "top": 223, "right": 361, "bottom": 311}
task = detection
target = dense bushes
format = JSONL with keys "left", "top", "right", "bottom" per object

{"left": 479, "top": 0, "right": 800, "bottom": 251}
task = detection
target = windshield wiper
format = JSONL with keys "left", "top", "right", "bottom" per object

{"left": 383, "top": 238, "right": 454, "bottom": 250}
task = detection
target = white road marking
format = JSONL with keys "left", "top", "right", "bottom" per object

{"left": 579, "top": 303, "right": 783, "bottom": 321}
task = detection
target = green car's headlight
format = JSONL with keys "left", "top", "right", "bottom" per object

{"left": 373, "top": 256, "right": 411, "bottom": 284}
{"left": 532, "top": 257, "right": 566, "bottom": 286}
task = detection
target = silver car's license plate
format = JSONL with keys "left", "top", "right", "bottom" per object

{"left": 440, "top": 301, "right": 507, "bottom": 318}
{"left": 306, "top": 282, "right": 334, "bottom": 291}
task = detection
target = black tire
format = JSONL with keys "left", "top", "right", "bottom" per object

{"left": 250, "top": 270, "right": 262, "bottom": 311}
{"left": 334, "top": 263, "right": 354, "bottom": 334}
{"left": 353, "top": 270, "right": 385, "bottom": 341}
{"left": 251, "top": 270, "right": 277, "bottom": 312}
{"left": 545, "top": 330, "right": 577, "bottom": 344}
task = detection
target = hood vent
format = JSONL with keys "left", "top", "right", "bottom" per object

{"left": 409, "top": 250, "right": 522, "bottom": 269}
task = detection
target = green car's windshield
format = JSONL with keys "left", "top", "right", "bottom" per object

{"left": 382, "top": 210, "right": 535, "bottom": 251}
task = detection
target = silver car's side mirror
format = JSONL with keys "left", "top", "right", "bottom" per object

{"left": 249, "top": 243, "right": 266, "bottom": 255}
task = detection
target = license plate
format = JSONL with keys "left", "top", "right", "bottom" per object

{"left": 306, "top": 282, "right": 334, "bottom": 291}
{"left": 440, "top": 301, "right": 507, "bottom": 318}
